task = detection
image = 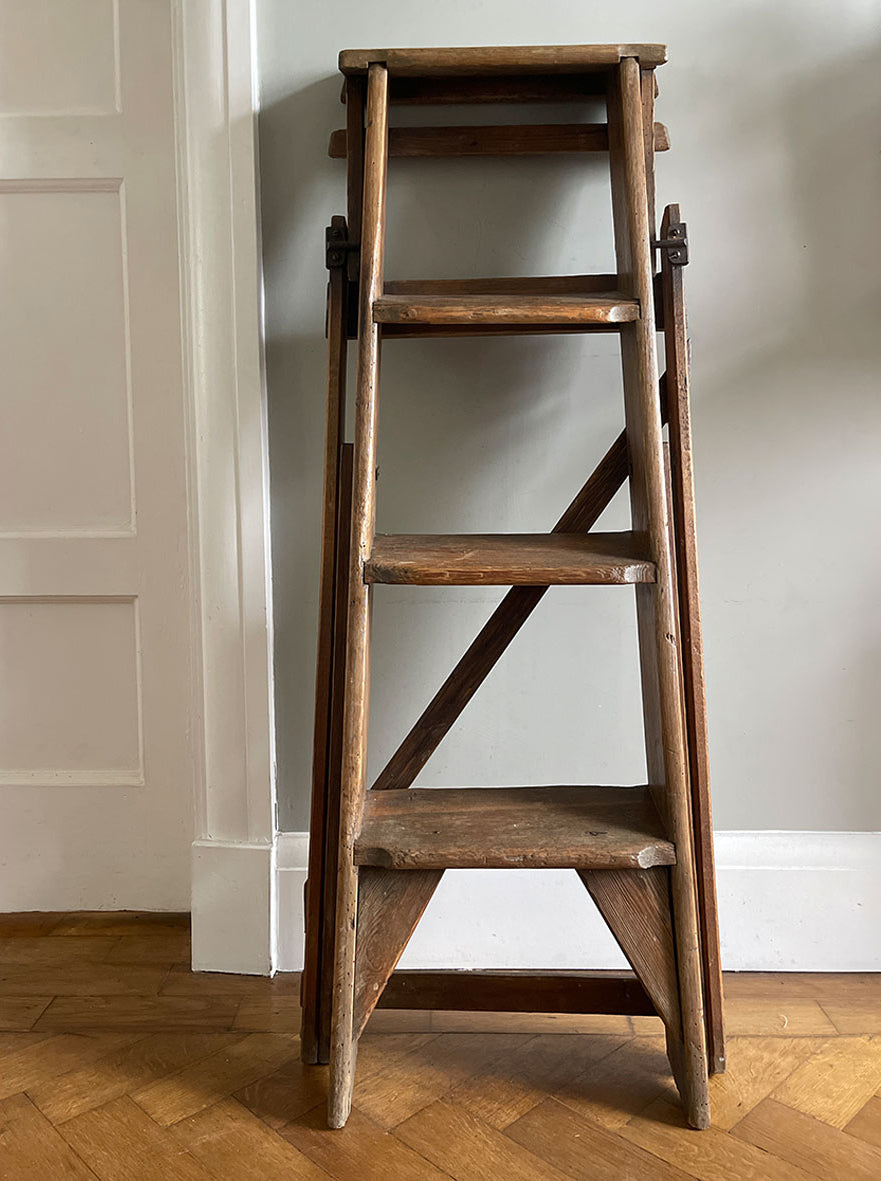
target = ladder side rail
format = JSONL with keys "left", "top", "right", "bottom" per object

{"left": 607, "top": 56, "right": 710, "bottom": 1129}
{"left": 345, "top": 75, "right": 366, "bottom": 283}
{"left": 328, "top": 61, "right": 390, "bottom": 1128}
{"left": 660, "top": 203, "right": 726, "bottom": 1074}
{"left": 301, "top": 225, "right": 351, "bottom": 1064}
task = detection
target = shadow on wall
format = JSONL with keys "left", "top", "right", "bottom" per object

{"left": 690, "top": 42, "right": 881, "bottom": 829}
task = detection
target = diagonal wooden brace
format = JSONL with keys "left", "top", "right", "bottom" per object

{"left": 372, "top": 376, "right": 668, "bottom": 793}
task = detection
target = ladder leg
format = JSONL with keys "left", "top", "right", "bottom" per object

{"left": 608, "top": 58, "right": 710, "bottom": 1129}
{"left": 328, "top": 62, "right": 389, "bottom": 1130}
{"left": 660, "top": 204, "right": 726, "bottom": 1075}
{"left": 302, "top": 228, "right": 351, "bottom": 1065}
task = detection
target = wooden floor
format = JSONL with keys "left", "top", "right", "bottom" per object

{"left": 1, "top": 914, "right": 880, "bottom": 1179}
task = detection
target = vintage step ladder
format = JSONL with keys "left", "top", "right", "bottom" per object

{"left": 302, "top": 43, "right": 724, "bottom": 1131}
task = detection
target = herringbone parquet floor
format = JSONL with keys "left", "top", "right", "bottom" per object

{"left": 1, "top": 913, "right": 880, "bottom": 1179}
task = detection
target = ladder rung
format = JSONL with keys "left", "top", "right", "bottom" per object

{"left": 378, "top": 970, "right": 657, "bottom": 1015}
{"left": 354, "top": 786, "right": 675, "bottom": 870}
{"left": 365, "top": 532, "right": 655, "bottom": 586}
{"left": 373, "top": 293, "right": 639, "bottom": 328}
{"left": 328, "top": 122, "right": 670, "bottom": 159}
{"left": 383, "top": 74, "right": 611, "bottom": 105}
{"left": 384, "top": 274, "right": 622, "bottom": 296}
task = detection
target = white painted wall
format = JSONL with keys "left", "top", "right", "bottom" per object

{"left": 257, "top": 4, "right": 881, "bottom": 971}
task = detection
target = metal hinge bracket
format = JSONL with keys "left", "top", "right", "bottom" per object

{"left": 654, "top": 221, "right": 689, "bottom": 266}
{"left": 325, "top": 221, "right": 357, "bottom": 269}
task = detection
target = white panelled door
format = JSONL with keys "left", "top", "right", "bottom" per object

{"left": 0, "top": 0, "right": 194, "bottom": 908}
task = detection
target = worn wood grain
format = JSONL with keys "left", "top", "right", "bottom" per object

{"left": 280, "top": 1103, "right": 451, "bottom": 1180}
{"left": 845, "top": 1095, "right": 881, "bottom": 1150}
{"left": 132, "top": 1033, "right": 298, "bottom": 1127}
{"left": 50, "top": 913, "right": 189, "bottom": 937}
{"left": 395, "top": 1097, "right": 572, "bottom": 1180}
{"left": 580, "top": 867, "right": 680, "bottom": 1031}
{"left": 707, "top": 1037, "right": 828, "bottom": 1131}
{"left": 0, "top": 995, "right": 53, "bottom": 1030}
{"left": 609, "top": 56, "right": 710, "bottom": 1128}
{"left": 355, "top": 786, "right": 674, "bottom": 870}
{"left": 339, "top": 44, "right": 667, "bottom": 75}
{"left": 661, "top": 201, "right": 726, "bottom": 1074}
{"left": 33, "top": 994, "right": 241, "bottom": 1033}
{"left": 374, "top": 292, "right": 638, "bottom": 326}
{"left": 622, "top": 1096, "right": 814, "bottom": 1179}
{"left": 235, "top": 1057, "right": 331, "bottom": 1131}
{"left": 732, "top": 1097, "right": 881, "bottom": 1180}
{"left": 554, "top": 1036, "right": 677, "bottom": 1130}
{"left": 508, "top": 1096, "right": 691, "bottom": 1179}
{"left": 353, "top": 868, "right": 444, "bottom": 1037}
{"left": 2, "top": 915, "right": 881, "bottom": 1180}
{"left": 449, "top": 1032, "right": 627, "bottom": 1128}
{"left": 28, "top": 1032, "right": 242, "bottom": 1125}
{"left": 302, "top": 230, "right": 351, "bottom": 1067}
{"left": 172, "top": 1097, "right": 329, "bottom": 1180}
{"left": 59, "top": 1095, "right": 215, "bottom": 1181}
{"left": 329, "top": 121, "right": 670, "bottom": 158}
{"left": 328, "top": 60, "right": 390, "bottom": 1131}
{"left": 365, "top": 531, "right": 654, "bottom": 586}
{"left": 0, "top": 1033, "right": 140, "bottom": 1101}
{"left": 354, "top": 1033, "right": 527, "bottom": 1129}
{"left": 0, "top": 963, "right": 167, "bottom": 997}
{"left": 0, "top": 1093, "right": 98, "bottom": 1181}
{"left": 770, "top": 1036, "right": 881, "bottom": 1128}
{"left": 378, "top": 970, "right": 655, "bottom": 1016}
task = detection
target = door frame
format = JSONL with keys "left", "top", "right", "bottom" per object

{"left": 173, "top": 0, "right": 277, "bottom": 973}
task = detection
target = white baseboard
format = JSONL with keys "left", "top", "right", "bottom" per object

{"left": 275, "top": 830, "right": 881, "bottom": 974}
{"left": 275, "top": 832, "right": 309, "bottom": 973}
{"left": 191, "top": 839, "right": 276, "bottom": 975}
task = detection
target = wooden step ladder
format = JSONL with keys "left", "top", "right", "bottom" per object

{"left": 301, "top": 43, "right": 725, "bottom": 1132}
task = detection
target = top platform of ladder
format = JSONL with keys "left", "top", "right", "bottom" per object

{"left": 338, "top": 44, "right": 667, "bottom": 77}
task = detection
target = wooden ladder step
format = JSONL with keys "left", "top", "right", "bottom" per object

{"left": 329, "top": 122, "right": 670, "bottom": 158}
{"left": 365, "top": 532, "right": 655, "bottom": 586}
{"left": 374, "top": 292, "right": 639, "bottom": 328}
{"left": 354, "top": 786, "right": 675, "bottom": 870}
{"left": 339, "top": 45, "right": 667, "bottom": 76}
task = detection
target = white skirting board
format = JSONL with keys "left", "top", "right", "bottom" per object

{"left": 275, "top": 831, "right": 881, "bottom": 974}
{"left": 191, "top": 840, "right": 276, "bottom": 976}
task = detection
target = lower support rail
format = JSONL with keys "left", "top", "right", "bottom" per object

{"left": 376, "top": 970, "right": 657, "bottom": 1016}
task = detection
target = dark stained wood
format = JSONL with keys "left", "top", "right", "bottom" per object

{"left": 301, "top": 226, "right": 350, "bottom": 1067}
{"left": 641, "top": 69, "right": 658, "bottom": 256}
{"left": 352, "top": 868, "right": 444, "bottom": 1038}
{"left": 579, "top": 868, "right": 680, "bottom": 1032}
{"left": 316, "top": 442, "right": 353, "bottom": 1062}
{"left": 339, "top": 45, "right": 667, "bottom": 76}
{"left": 660, "top": 202, "right": 726, "bottom": 1076}
{"left": 365, "top": 531, "right": 655, "bottom": 586}
{"left": 384, "top": 274, "right": 622, "bottom": 295}
{"left": 328, "top": 122, "right": 670, "bottom": 158}
{"left": 344, "top": 77, "right": 365, "bottom": 283}
{"left": 378, "top": 971, "right": 656, "bottom": 1016}
{"left": 381, "top": 321, "right": 631, "bottom": 339}
{"left": 328, "top": 62, "right": 389, "bottom": 1131}
{"left": 374, "top": 292, "right": 638, "bottom": 326}
{"left": 354, "top": 786, "right": 675, "bottom": 870}
{"left": 385, "top": 74, "right": 611, "bottom": 105}
{"left": 608, "top": 57, "right": 709, "bottom": 1129}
